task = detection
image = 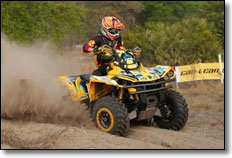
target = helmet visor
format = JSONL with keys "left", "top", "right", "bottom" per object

{"left": 108, "top": 28, "right": 120, "bottom": 35}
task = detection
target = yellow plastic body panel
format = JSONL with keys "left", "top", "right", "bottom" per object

{"left": 58, "top": 48, "right": 176, "bottom": 103}
{"left": 58, "top": 76, "right": 88, "bottom": 101}
{"left": 88, "top": 81, "right": 112, "bottom": 102}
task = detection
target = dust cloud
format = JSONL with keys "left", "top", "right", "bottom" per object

{"left": 1, "top": 35, "right": 92, "bottom": 127}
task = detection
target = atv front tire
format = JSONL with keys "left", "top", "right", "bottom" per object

{"left": 154, "top": 90, "right": 188, "bottom": 130}
{"left": 91, "top": 96, "right": 130, "bottom": 136}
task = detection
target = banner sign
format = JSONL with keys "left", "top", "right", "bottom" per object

{"left": 175, "top": 63, "right": 224, "bottom": 82}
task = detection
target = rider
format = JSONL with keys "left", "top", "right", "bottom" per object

{"left": 82, "top": 16, "right": 125, "bottom": 76}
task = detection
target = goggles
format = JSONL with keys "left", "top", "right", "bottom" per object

{"left": 108, "top": 28, "right": 120, "bottom": 35}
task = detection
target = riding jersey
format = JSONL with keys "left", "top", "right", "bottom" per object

{"left": 82, "top": 33, "right": 125, "bottom": 68}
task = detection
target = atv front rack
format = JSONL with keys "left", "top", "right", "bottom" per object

{"left": 124, "top": 78, "right": 175, "bottom": 94}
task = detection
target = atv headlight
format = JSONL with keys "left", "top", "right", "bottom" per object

{"left": 167, "top": 69, "right": 174, "bottom": 78}
{"left": 164, "top": 69, "right": 174, "bottom": 80}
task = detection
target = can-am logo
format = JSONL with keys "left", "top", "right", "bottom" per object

{"left": 180, "top": 68, "right": 224, "bottom": 76}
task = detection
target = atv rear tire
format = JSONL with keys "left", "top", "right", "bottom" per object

{"left": 154, "top": 90, "right": 188, "bottom": 130}
{"left": 91, "top": 96, "right": 130, "bottom": 136}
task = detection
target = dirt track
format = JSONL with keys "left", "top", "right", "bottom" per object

{"left": 1, "top": 110, "right": 224, "bottom": 149}
{"left": 1, "top": 36, "right": 224, "bottom": 149}
{"left": 1, "top": 86, "right": 224, "bottom": 149}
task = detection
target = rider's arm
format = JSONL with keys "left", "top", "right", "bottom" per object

{"left": 82, "top": 35, "right": 103, "bottom": 54}
{"left": 82, "top": 39, "right": 95, "bottom": 54}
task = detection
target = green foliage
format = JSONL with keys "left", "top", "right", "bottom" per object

{"left": 139, "top": 1, "right": 224, "bottom": 44}
{"left": 76, "top": 1, "right": 144, "bottom": 40}
{"left": 1, "top": 1, "right": 84, "bottom": 45}
{"left": 195, "top": 1, "right": 224, "bottom": 43}
{"left": 123, "top": 18, "right": 223, "bottom": 66}
{"left": 140, "top": 1, "right": 205, "bottom": 24}
{"left": 1, "top": 1, "right": 224, "bottom": 65}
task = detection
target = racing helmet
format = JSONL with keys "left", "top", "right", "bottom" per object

{"left": 100, "top": 16, "right": 125, "bottom": 42}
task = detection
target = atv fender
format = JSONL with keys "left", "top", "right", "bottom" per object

{"left": 58, "top": 76, "right": 88, "bottom": 101}
{"left": 88, "top": 76, "right": 122, "bottom": 102}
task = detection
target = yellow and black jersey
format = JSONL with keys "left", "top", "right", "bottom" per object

{"left": 82, "top": 34, "right": 125, "bottom": 67}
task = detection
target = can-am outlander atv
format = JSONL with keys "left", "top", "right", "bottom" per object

{"left": 58, "top": 45, "right": 188, "bottom": 136}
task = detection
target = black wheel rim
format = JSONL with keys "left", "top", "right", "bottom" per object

{"left": 99, "top": 111, "right": 111, "bottom": 129}
{"left": 159, "top": 103, "right": 174, "bottom": 122}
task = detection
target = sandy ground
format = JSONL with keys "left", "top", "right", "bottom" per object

{"left": 1, "top": 85, "right": 224, "bottom": 149}
{"left": 1, "top": 37, "right": 224, "bottom": 149}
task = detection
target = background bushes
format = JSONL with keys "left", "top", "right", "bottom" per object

{"left": 1, "top": 1, "right": 224, "bottom": 65}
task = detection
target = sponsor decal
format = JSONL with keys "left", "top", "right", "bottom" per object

{"left": 154, "top": 67, "right": 165, "bottom": 74}
{"left": 135, "top": 74, "right": 143, "bottom": 78}
{"left": 118, "top": 71, "right": 135, "bottom": 77}
{"left": 92, "top": 76, "right": 118, "bottom": 85}
{"left": 63, "top": 79, "right": 72, "bottom": 86}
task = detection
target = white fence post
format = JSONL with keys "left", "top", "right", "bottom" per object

{"left": 175, "top": 66, "right": 179, "bottom": 90}
{"left": 198, "top": 59, "right": 203, "bottom": 86}
{"left": 218, "top": 53, "right": 223, "bottom": 84}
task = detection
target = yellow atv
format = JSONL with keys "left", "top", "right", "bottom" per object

{"left": 58, "top": 45, "right": 188, "bottom": 136}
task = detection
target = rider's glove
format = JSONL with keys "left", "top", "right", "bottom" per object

{"left": 93, "top": 48, "right": 101, "bottom": 55}
{"left": 101, "top": 45, "right": 112, "bottom": 52}
{"left": 93, "top": 45, "right": 112, "bottom": 55}
{"left": 134, "top": 47, "right": 141, "bottom": 56}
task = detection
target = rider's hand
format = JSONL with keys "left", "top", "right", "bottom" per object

{"left": 101, "top": 45, "right": 112, "bottom": 52}
{"left": 93, "top": 45, "right": 112, "bottom": 55}
{"left": 93, "top": 48, "right": 101, "bottom": 55}
{"left": 134, "top": 47, "right": 141, "bottom": 56}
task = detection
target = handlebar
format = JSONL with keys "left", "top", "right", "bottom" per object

{"left": 92, "top": 45, "right": 141, "bottom": 57}
{"left": 115, "top": 50, "right": 125, "bottom": 54}
{"left": 93, "top": 48, "right": 125, "bottom": 55}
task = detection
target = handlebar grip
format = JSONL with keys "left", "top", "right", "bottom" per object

{"left": 115, "top": 50, "right": 125, "bottom": 53}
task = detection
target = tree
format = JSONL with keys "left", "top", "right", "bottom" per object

{"left": 76, "top": 1, "right": 144, "bottom": 40}
{"left": 1, "top": 1, "right": 84, "bottom": 45}
{"left": 139, "top": 1, "right": 206, "bottom": 24}
{"left": 139, "top": 1, "right": 224, "bottom": 44}
{"left": 122, "top": 18, "right": 223, "bottom": 66}
{"left": 195, "top": 1, "right": 224, "bottom": 44}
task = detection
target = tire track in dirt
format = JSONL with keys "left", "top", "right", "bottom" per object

{"left": 1, "top": 119, "right": 166, "bottom": 149}
{"left": 1, "top": 118, "right": 224, "bottom": 149}
{"left": 127, "top": 125, "right": 224, "bottom": 149}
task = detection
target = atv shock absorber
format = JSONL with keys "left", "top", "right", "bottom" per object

{"left": 118, "top": 88, "right": 124, "bottom": 100}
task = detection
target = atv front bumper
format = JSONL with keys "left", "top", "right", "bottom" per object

{"left": 124, "top": 78, "right": 176, "bottom": 106}
{"left": 124, "top": 78, "right": 175, "bottom": 94}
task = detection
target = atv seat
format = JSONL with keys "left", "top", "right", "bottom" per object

{"left": 80, "top": 73, "right": 92, "bottom": 82}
